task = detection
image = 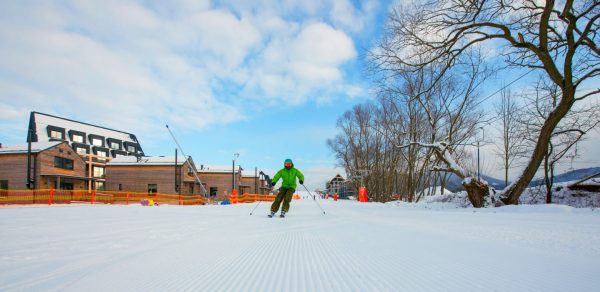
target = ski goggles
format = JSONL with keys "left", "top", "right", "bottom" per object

{"left": 284, "top": 162, "right": 292, "bottom": 167}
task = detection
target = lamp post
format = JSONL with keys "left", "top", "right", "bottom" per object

{"left": 232, "top": 153, "right": 239, "bottom": 193}
{"left": 476, "top": 127, "right": 485, "bottom": 182}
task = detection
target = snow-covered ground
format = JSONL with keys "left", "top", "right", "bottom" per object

{"left": 422, "top": 181, "right": 600, "bottom": 208}
{"left": 2, "top": 193, "right": 600, "bottom": 291}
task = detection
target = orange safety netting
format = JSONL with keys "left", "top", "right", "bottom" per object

{"left": 0, "top": 189, "right": 277, "bottom": 206}
{"left": 228, "top": 193, "right": 277, "bottom": 204}
{"left": 0, "top": 189, "right": 207, "bottom": 206}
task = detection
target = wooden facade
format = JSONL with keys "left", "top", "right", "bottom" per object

{"left": 105, "top": 157, "right": 202, "bottom": 196}
{"left": 240, "top": 175, "right": 270, "bottom": 194}
{"left": 197, "top": 170, "right": 241, "bottom": 198}
{"left": 0, "top": 142, "right": 88, "bottom": 190}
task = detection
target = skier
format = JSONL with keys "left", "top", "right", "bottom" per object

{"left": 269, "top": 158, "right": 304, "bottom": 218}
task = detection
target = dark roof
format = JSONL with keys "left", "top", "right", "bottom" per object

{"left": 31, "top": 111, "right": 137, "bottom": 136}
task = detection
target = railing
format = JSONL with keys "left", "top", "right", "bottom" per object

{"left": 0, "top": 189, "right": 277, "bottom": 206}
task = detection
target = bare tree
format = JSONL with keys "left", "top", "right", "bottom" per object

{"left": 494, "top": 87, "right": 524, "bottom": 188}
{"left": 370, "top": 0, "right": 600, "bottom": 205}
{"left": 517, "top": 77, "right": 600, "bottom": 203}
{"left": 373, "top": 50, "right": 490, "bottom": 207}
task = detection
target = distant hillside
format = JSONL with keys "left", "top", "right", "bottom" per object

{"left": 444, "top": 173, "right": 506, "bottom": 192}
{"left": 443, "top": 167, "right": 600, "bottom": 192}
{"left": 529, "top": 167, "right": 600, "bottom": 186}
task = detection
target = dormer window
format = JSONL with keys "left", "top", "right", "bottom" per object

{"left": 50, "top": 130, "right": 63, "bottom": 140}
{"left": 88, "top": 134, "right": 105, "bottom": 147}
{"left": 107, "top": 138, "right": 122, "bottom": 150}
{"left": 47, "top": 126, "right": 66, "bottom": 141}
{"left": 92, "top": 138, "right": 102, "bottom": 146}
{"left": 68, "top": 130, "right": 86, "bottom": 143}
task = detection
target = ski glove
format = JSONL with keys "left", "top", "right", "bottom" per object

{"left": 299, "top": 180, "right": 304, "bottom": 185}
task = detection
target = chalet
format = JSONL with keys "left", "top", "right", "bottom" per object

{"left": 27, "top": 111, "right": 144, "bottom": 190}
{"left": 326, "top": 174, "right": 356, "bottom": 199}
{"left": 105, "top": 156, "right": 202, "bottom": 196}
{"left": 0, "top": 141, "right": 88, "bottom": 190}
{"left": 326, "top": 174, "right": 345, "bottom": 194}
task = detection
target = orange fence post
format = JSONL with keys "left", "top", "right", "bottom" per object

{"left": 359, "top": 187, "right": 368, "bottom": 202}
{"left": 179, "top": 194, "right": 182, "bottom": 206}
{"left": 231, "top": 189, "right": 238, "bottom": 204}
{"left": 126, "top": 193, "right": 129, "bottom": 205}
{"left": 91, "top": 189, "right": 96, "bottom": 205}
{"left": 49, "top": 188, "right": 53, "bottom": 205}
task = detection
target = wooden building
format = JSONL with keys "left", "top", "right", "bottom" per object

{"left": 196, "top": 165, "right": 242, "bottom": 198}
{"left": 0, "top": 141, "right": 88, "bottom": 190}
{"left": 326, "top": 174, "right": 355, "bottom": 199}
{"left": 27, "top": 111, "right": 145, "bottom": 190}
{"left": 240, "top": 173, "right": 271, "bottom": 195}
{"left": 105, "top": 156, "right": 202, "bottom": 196}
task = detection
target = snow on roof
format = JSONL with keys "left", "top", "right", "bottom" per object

{"left": 32, "top": 112, "right": 141, "bottom": 146}
{"left": 107, "top": 155, "right": 190, "bottom": 166}
{"left": 0, "top": 141, "right": 63, "bottom": 155}
{"left": 197, "top": 165, "right": 237, "bottom": 173}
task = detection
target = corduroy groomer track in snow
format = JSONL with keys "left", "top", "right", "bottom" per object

{"left": 1, "top": 193, "right": 600, "bottom": 291}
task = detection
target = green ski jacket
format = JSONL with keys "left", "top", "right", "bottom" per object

{"left": 272, "top": 160, "right": 304, "bottom": 189}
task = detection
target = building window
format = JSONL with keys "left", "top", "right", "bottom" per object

{"left": 118, "top": 184, "right": 122, "bottom": 191}
{"left": 210, "top": 187, "right": 218, "bottom": 197}
{"left": 72, "top": 134, "right": 84, "bottom": 143}
{"left": 75, "top": 147, "right": 88, "bottom": 155}
{"left": 0, "top": 180, "right": 8, "bottom": 197}
{"left": 50, "top": 130, "right": 63, "bottom": 140}
{"left": 54, "top": 157, "right": 74, "bottom": 170}
{"left": 96, "top": 181, "right": 105, "bottom": 191}
{"left": 59, "top": 182, "right": 74, "bottom": 190}
{"left": 91, "top": 138, "right": 103, "bottom": 146}
{"left": 127, "top": 145, "right": 136, "bottom": 152}
{"left": 187, "top": 166, "right": 194, "bottom": 175}
{"left": 110, "top": 142, "right": 120, "bottom": 150}
{"left": 93, "top": 166, "right": 105, "bottom": 178}
{"left": 188, "top": 184, "right": 194, "bottom": 195}
{"left": 148, "top": 184, "right": 157, "bottom": 195}
{"left": 96, "top": 150, "right": 108, "bottom": 161}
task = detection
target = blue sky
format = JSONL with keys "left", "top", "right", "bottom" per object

{"left": 0, "top": 0, "right": 392, "bottom": 190}
{"left": 1, "top": 1, "right": 598, "bottom": 191}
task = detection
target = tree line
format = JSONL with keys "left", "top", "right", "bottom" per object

{"left": 328, "top": 0, "right": 599, "bottom": 207}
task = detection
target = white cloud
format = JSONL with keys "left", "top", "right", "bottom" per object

{"left": 330, "top": 0, "right": 378, "bottom": 33}
{"left": 241, "top": 22, "right": 357, "bottom": 105}
{"left": 0, "top": 0, "right": 367, "bottom": 141}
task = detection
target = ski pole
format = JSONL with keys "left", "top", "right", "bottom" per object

{"left": 249, "top": 200, "right": 262, "bottom": 215}
{"left": 301, "top": 184, "right": 326, "bottom": 215}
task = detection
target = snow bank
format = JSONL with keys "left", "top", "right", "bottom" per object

{"left": 410, "top": 182, "right": 600, "bottom": 209}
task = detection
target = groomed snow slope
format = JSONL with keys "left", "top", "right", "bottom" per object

{"left": 1, "top": 197, "right": 599, "bottom": 291}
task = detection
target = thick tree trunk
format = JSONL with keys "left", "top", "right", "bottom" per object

{"left": 501, "top": 89, "right": 574, "bottom": 205}
{"left": 463, "top": 178, "right": 490, "bottom": 208}
{"left": 544, "top": 154, "right": 552, "bottom": 204}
